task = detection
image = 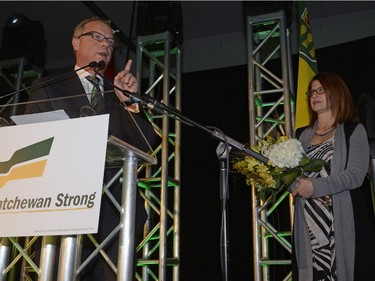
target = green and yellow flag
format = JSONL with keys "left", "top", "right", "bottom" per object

{"left": 295, "top": 2, "right": 318, "bottom": 130}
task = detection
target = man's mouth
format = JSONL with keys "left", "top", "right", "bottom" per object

{"left": 97, "top": 52, "right": 108, "bottom": 59}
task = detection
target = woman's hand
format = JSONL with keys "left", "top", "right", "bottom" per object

{"left": 292, "top": 178, "right": 314, "bottom": 199}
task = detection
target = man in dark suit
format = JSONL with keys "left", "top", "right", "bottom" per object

{"left": 25, "top": 17, "right": 157, "bottom": 280}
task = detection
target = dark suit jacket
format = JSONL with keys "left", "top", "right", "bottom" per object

{"left": 25, "top": 72, "right": 157, "bottom": 152}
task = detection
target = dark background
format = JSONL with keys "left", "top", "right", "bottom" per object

{"left": 178, "top": 35, "right": 375, "bottom": 281}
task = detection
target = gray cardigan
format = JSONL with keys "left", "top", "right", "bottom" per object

{"left": 291, "top": 122, "right": 369, "bottom": 280}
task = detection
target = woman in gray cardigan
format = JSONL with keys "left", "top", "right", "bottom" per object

{"left": 292, "top": 72, "right": 375, "bottom": 280}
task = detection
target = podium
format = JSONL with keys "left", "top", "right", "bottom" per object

{"left": 0, "top": 116, "right": 157, "bottom": 281}
{"left": 58, "top": 135, "right": 157, "bottom": 281}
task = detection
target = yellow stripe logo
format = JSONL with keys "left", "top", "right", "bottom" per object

{"left": 0, "top": 137, "right": 54, "bottom": 188}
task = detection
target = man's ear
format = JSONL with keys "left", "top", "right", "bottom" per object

{"left": 72, "top": 38, "right": 80, "bottom": 51}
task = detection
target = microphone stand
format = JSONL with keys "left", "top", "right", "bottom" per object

{"left": 217, "top": 142, "right": 231, "bottom": 281}
{"left": 116, "top": 89, "right": 268, "bottom": 281}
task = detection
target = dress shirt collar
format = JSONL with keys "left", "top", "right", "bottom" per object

{"left": 75, "top": 65, "right": 103, "bottom": 85}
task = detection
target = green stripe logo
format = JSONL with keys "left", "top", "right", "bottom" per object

{"left": 0, "top": 137, "right": 54, "bottom": 188}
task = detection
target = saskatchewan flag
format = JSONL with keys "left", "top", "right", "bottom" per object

{"left": 295, "top": 2, "right": 318, "bottom": 130}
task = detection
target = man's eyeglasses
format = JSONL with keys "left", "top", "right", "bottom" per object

{"left": 306, "top": 87, "right": 325, "bottom": 97}
{"left": 78, "top": 31, "right": 118, "bottom": 48}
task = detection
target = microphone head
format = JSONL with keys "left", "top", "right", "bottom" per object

{"left": 88, "top": 61, "right": 98, "bottom": 68}
{"left": 97, "top": 60, "right": 106, "bottom": 70}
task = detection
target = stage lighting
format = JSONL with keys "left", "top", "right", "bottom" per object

{"left": 7, "top": 13, "right": 28, "bottom": 26}
{"left": 0, "top": 13, "right": 46, "bottom": 68}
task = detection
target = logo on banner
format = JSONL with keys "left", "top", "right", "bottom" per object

{"left": 0, "top": 137, "right": 54, "bottom": 188}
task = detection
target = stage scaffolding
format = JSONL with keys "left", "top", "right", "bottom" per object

{"left": 246, "top": 10, "right": 295, "bottom": 281}
{"left": 0, "top": 31, "right": 181, "bottom": 281}
{"left": 135, "top": 31, "right": 182, "bottom": 281}
{"left": 0, "top": 57, "right": 43, "bottom": 117}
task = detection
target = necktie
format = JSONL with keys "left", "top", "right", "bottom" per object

{"left": 86, "top": 75, "right": 103, "bottom": 113}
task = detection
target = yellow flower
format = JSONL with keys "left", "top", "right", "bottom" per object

{"left": 232, "top": 135, "right": 326, "bottom": 201}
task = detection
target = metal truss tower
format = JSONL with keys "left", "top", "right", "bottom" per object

{"left": 246, "top": 10, "right": 295, "bottom": 281}
{"left": 135, "top": 31, "right": 182, "bottom": 281}
{"left": 0, "top": 57, "right": 43, "bottom": 118}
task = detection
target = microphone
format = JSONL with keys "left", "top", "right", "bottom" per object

{"left": 96, "top": 60, "right": 106, "bottom": 70}
{"left": 89, "top": 60, "right": 105, "bottom": 70}
{"left": 88, "top": 61, "right": 101, "bottom": 68}
{"left": 0, "top": 61, "right": 100, "bottom": 101}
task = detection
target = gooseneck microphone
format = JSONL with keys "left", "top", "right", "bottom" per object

{"left": 95, "top": 60, "right": 106, "bottom": 71}
{"left": 0, "top": 61, "right": 101, "bottom": 101}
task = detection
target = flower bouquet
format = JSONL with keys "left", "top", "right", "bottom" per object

{"left": 232, "top": 136, "right": 326, "bottom": 201}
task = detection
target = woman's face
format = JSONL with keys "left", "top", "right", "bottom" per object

{"left": 309, "top": 80, "right": 330, "bottom": 114}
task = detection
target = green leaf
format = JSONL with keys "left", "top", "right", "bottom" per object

{"left": 302, "top": 159, "right": 326, "bottom": 172}
{"left": 299, "top": 155, "right": 310, "bottom": 166}
{"left": 280, "top": 168, "right": 301, "bottom": 186}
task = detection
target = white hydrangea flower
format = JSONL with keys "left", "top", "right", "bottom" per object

{"left": 263, "top": 139, "right": 304, "bottom": 168}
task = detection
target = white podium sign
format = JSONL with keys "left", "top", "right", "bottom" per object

{"left": 0, "top": 115, "right": 109, "bottom": 237}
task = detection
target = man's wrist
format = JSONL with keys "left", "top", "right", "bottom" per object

{"left": 123, "top": 98, "right": 137, "bottom": 106}
{"left": 120, "top": 100, "right": 139, "bottom": 113}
